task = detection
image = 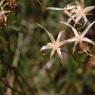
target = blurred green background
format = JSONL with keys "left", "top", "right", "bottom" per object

{"left": 0, "top": 0, "right": 95, "bottom": 95}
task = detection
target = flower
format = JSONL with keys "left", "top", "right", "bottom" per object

{"left": 46, "top": 1, "right": 95, "bottom": 26}
{"left": 46, "top": 3, "right": 78, "bottom": 24}
{"left": 0, "top": 0, "right": 11, "bottom": 25}
{"left": 72, "top": 1, "right": 95, "bottom": 25}
{"left": 47, "top": 3, "right": 76, "bottom": 17}
{"left": 60, "top": 21, "right": 95, "bottom": 53}
{"left": 37, "top": 24, "right": 65, "bottom": 61}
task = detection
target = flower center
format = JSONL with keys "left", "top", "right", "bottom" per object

{"left": 52, "top": 42, "right": 60, "bottom": 50}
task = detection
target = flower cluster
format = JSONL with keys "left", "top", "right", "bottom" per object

{"left": 39, "top": 1, "right": 95, "bottom": 62}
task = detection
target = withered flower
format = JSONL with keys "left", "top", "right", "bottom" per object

{"left": 0, "top": 0, "right": 11, "bottom": 25}
{"left": 6, "top": 0, "right": 17, "bottom": 9}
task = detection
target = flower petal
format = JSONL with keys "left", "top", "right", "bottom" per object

{"left": 60, "top": 21, "right": 79, "bottom": 36}
{"left": 46, "top": 31, "right": 55, "bottom": 43}
{"left": 83, "top": 15, "right": 88, "bottom": 25}
{"left": 72, "top": 41, "right": 78, "bottom": 53}
{"left": 84, "top": 6, "right": 95, "bottom": 13}
{"left": 41, "top": 45, "right": 51, "bottom": 51}
{"left": 57, "top": 49, "right": 63, "bottom": 62}
{"left": 50, "top": 50, "right": 55, "bottom": 58}
{"left": 37, "top": 24, "right": 55, "bottom": 42}
{"left": 2, "top": 10, "right": 11, "bottom": 14}
{"left": 59, "top": 41, "right": 65, "bottom": 46}
{"left": 56, "top": 31, "right": 63, "bottom": 42}
{"left": 0, "top": 0, "right": 4, "bottom": 6}
{"left": 47, "top": 7, "right": 64, "bottom": 10}
{"left": 82, "top": 21, "right": 95, "bottom": 37}
{"left": 67, "top": 18, "right": 72, "bottom": 24}
{"left": 82, "top": 37, "right": 95, "bottom": 45}
{"left": 64, "top": 37, "right": 77, "bottom": 44}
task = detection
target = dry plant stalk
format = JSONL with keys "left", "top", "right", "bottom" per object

{"left": 6, "top": 33, "right": 23, "bottom": 95}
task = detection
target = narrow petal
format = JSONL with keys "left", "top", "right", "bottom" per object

{"left": 0, "top": 0, "right": 4, "bottom": 6}
{"left": 82, "top": 21, "right": 95, "bottom": 36}
{"left": 2, "top": 10, "right": 11, "bottom": 14}
{"left": 56, "top": 31, "right": 63, "bottom": 42}
{"left": 46, "top": 30, "right": 55, "bottom": 43}
{"left": 59, "top": 41, "right": 65, "bottom": 46}
{"left": 64, "top": 37, "right": 77, "bottom": 44}
{"left": 67, "top": 18, "right": 72, "bottom": 24}
{"left": 47, "top": 7, "right": 64, "bottom": 10}
{"left": 83, "top": 15, "right": 88, "bottom": 25}
{"left": 84, "top": 6, "right": 95, "bottom": 13}
{"left": 50, "top": 50, "right": 55, "bottom": 58}
{"left": 37, "top": 24, "right": 55, "bottom": 42}
{"left": 41, "top": 45, "right": 51, "bottom": 51}
{"left": 60, "top": 21, "right": 79, "bottom": 36}
{"left": 57, "top": 49, "right": 63, "bottom": 62}
{"left": 82, "top": 37, "right": 95, "bottom": 45}
{"left": 72, "top": 41, "right": 78, "bottom": 53}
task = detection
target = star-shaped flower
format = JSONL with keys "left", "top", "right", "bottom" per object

{"left": 60, "top": 21, "right": 95, "bottom": 53}
{"left": 72, "top": 1, "right": 95, "bottom": 26}
{"left": 46, "top": 3, "right": 78, "bottom": 24}
{"left": 47, "top": 1, "right": 95, "bottom": 26}
{"left": 37, "top": 24, "right": 65, "bottom": 61}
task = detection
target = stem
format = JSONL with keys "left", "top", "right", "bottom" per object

{"left": 0, "top": 77, "right": 23, "bottom": 94}
{"left": 12, "top": 33, "right": 23, "bottom": 67}
{"left": 6, "top": 33, "right": 23, "bottom": 95}
{"left": 80, "top": 0, "right": 84, "bottom": 8}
